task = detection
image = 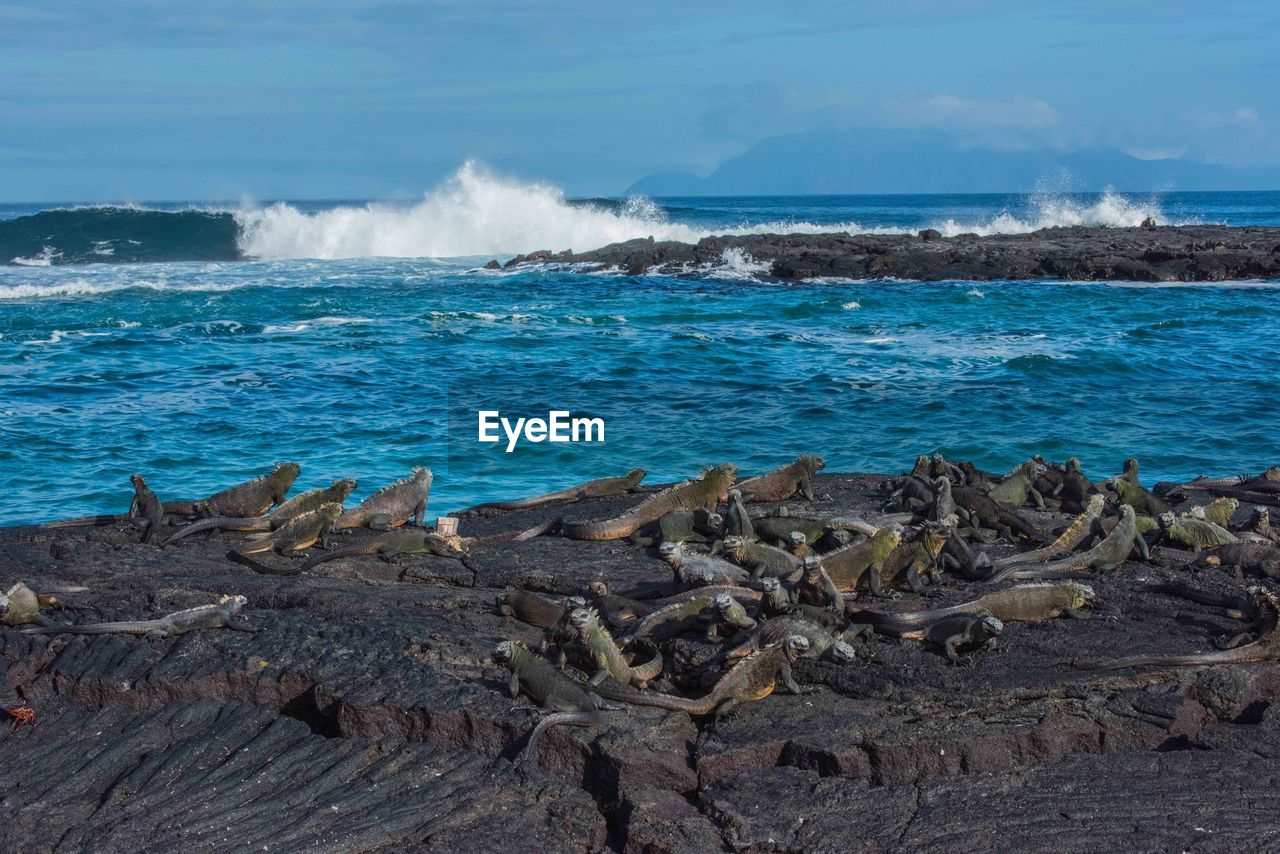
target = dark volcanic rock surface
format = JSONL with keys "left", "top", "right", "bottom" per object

{"left": 1, "top": 472, "right": 1278, "bottom": 850}
{"left": 507, "top": 225, "right": 1280, "bottom": 282}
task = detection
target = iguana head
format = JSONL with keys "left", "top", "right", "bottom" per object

{"left": 658, "top": 542, "right": 681, "bottom": 565}
{"left": 801, "top": 454, "right": 826, "bottom": 474}
{"left": 703, "top": 464, "right": 737, "bottom": 497}
{"left": 1070, "top": 583, "right": 1096, "bottom": 609}
{"left": 410, "top": 467, "right": 433, "bottom": 486}
{"left": 759, "top": 577, "right": 781, "bottom": 594}
{"left": 827, "top": 640, "right": 858, "bottom": 663}
{"left": 627, "top": 468, "right": 647, "bottom": 485}
{"left": 722, "top": 535, "right": 748, "bottom": 556}
{"left": 802, "top": 555, "right": 822, "bottom": 577}
{"left": 789, "top": 531, "right": 808, "bottom": 548}
{"left": 1066, "top": 457, "right": 1082, "bottom": 473}
{"left": 589, "top": 580, "right": 609, "bottom": 596}
{"left": 1249, "top": 506, "right": 1272, "bottom": 530}
{"left": 713, "top": 593, "right": 735, "bottom": 613}
{"left": 492, "top": 640, "right": 517, "bottom": 664}
{"left": 911, "top": 455, "right": 930, "bottom": 476}
{"left": 932, "top": 475, "right": 952, "bottom": 493}
{"left": 276, "top": 462, "right": 302, "bottom": 481}
{"left": 830, "top": 529, "right": 853, "bottom": 546}
{"left": 783, "top": 635, "right": 811, "bottom": 660}
{"left": 218, "top": 594, "right": 248, "bottom": 614}
{"left": 130, "top": 473, "right": 148, "bottom": 490}
{"left": 568, "top": 607, "right": 599, "bottom": 632}
{"left": 1123, "top": 458, "right": 1139, "bottom": 478}
{"left": 1158, "top": 511, "right": 1176, "bottom": 528}
{"left": 980, "top": 615, "right": 1004, "bottom": 637}
{"left": 331, "top": 478, "right": 359, "bottom": 499}
{"left": 317, "top": 502, "right": 344, "bottom": 523}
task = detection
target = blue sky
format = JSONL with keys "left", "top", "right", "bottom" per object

{"left": 1, "top": 0, "right": 1277, "bottom": 199}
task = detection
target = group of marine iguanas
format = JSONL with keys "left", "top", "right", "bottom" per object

{"left": 6, "top": 453, "right": 1280, "bottom": 759}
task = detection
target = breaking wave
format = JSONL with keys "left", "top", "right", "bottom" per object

{"left": 1, "top": 161, "right": 1183, "bottom": 267}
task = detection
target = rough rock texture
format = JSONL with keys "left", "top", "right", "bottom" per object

{"left": 505, "top": 225, "right": 1280, "bottom": 281}
{"left": 2, "top": 472, "right": 1279, "bottom": 851}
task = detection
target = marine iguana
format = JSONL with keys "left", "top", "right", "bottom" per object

{"left": 587, "top": 581, "right": 654, "bottom": 631}
{"left": 951, "top": 485, "right": 1041, "bottom": 542}
{"left": 41, "top": 462, "right": 303, "bottom": 528}
{"left": 726, "top": 616, "right": 856, "bottom": 662}
{"left": 628, "top": 592, "right": 722, "bottom": 640}
{"left": 876, "top": 521, "right": 948, "bottom": 594}
{"left": 1082, "top": 588, "right": 1280, "bottom": 670}
{"left": 491, "top": 639, "right": 624, "bottom": 760}
{"left": 660, "top": 543, "right": 751, "bottom": 586}
{"left": 593, "top": 635, "right": 815, "bottom": 718}
{"left": 337, "top": 467, "right": 432, "bottom": 530}
{"left": 300, "top": 528, "right": 465, "bottom": 570}
{"left": 794, "top": 555, "right": 844, "bottom": 613}
{"left": 735, "top": 455, "right": 825, "bottom": 502}
{"left": 1058, "top": 457, "right": 1101, "bottom": 514}
{"left": 786, "top": 532, "right": 811, "bottom": 560}
{"left": 905, "top": 613, "right": 1003, "bottom": 664}
{"left": 23, "top": 594, "right": 254, "bottom": 638}
{"left": 887, "top": 475, "right": 936, "bottom": 513}
{"left": 724, "top": 489, "right": 753, "bottom": 538}
{"left": 562, "top": 464, "right": 736, "bottom": 541}
{"left": 822, "top": 527, "right": 902, "bottom": 594}
{"left": 0, "top": 582, "right": 63, "bottom": 627}
{"left": 1152, "top": 511, "right": 1237, "bottom": 552}
{"left": 1196, "top": 497, "right": 1239, "bottom": 528}
{"left": 992, "top": 505, "right": 1145, "bottom": 580}
{"left": 127, "top": 473, "right": 164, "bottom": 544}
{"left": 706, "top": 592, "right": 758, "bottom": 640}
{"left": 567, "top": 607, "right": 663, "bottom": 688}
{"left": 642, "top": 508, "right": 723, "bottom": 546}
{"left": 163, "top": 477, "right": 358, "bottom": 546}
{"left": 991, "top": 494, "right": 1107, "bottom": 569}
{"left": 1245, "top": 507, "right": 1277, "bottom": 544}
{"left": 1194, "top": 541, "right": 1280, "bottom": 579}
{"left": 749, "top": 511, "right": 879, "bottom": 546}
{"left": 234, "top": 503, "right": 342, "bottom": 556}
{"left": 1171, "top": 466, "right": 1280, "bottom": 496}
{"left": 987, "top": 460, "right": 1045, "bottom": 509}
{"left": 851, "top": 581, "right": 1094, "bottom": 632}
{"left": 466, "top": 468, "right": 646, "bottom": 512}
{"left": 1105, "top": 475, "right": 1169, "bottom": 518}
{"left": 496, "top": 588, "right": 579, "bottom": 628}
{"left": 722, "top": 535, "right": 804, "bottom": 579}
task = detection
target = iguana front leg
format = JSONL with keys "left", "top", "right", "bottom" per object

{"left": 507, "top": 672, "right": 521, "bottom": 699}
{"left": 778, "top": 661, "right": 815, "bottom": 694}
{"left": 225, "top": 616, "right": 256, "bottom": 632}
{"left": 943, "top": 636, "right": 964, "bottom": 665}
{"left": 1064, "top": 607, "right": 1090, "bottom": 620}
{"left": 799, "top": 478, "right": 815, "bottom": 501}
{"left": 412, "top": 500, "right": 427, "bottom": 527}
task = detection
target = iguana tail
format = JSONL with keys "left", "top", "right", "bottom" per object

{"left": 228, "top": 551, "right": 305, "bottom": 576}
{"left": 1149, "top": 582, "right": 1251, "bottom": 613}
{"left": 519, "top": 710, "right": 599, "bottom": 760}
{"left": 163, "top": 515, "right": 270, "bottom": 546}
{"left": 23, "top": 619, "right": 164, "bottom": 635}
{"left": 467, "top": 487, "right": 582, "bottom": 513}
{"left": 561, "top": 517, "right": 641, "bottom": 541}
{"left": 987, "top": 551, "right": 1094, "bottom": 582}
{"left": 846, "top": 604, "right": 968, "bottom": 636}
{"left": 299, "top": 542, "right": 378, "bottom": 570}
{"left": 591, "top": 683, "right": 714, "bottom": 714}
{"left": 999, "top": 510, "right": 1043, "bottom": 542}
{"left": 1079, "top": 648, "right": 1257, "bottom": 670}
{"left": 624, "top": 637, "right": 664, "bottom": 682}
{"left": 40, "top": 513, "right": 130, "bottom": 528}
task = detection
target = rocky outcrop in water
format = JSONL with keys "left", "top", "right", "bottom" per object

{"left": 3, "top": 472, "right": 1280, "bottom": 850}
{"left": 505, "top": 225, "right": 1280, "bottom": 281}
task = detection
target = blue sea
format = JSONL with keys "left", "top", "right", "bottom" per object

{"left": 2, "top": 169, "right": 1279, "bottom": 526}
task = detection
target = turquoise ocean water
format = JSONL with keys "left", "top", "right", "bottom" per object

{"left": 2, "top": 178, "right": 1278, "bottom": 525}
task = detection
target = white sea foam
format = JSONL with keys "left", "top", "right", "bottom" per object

{"left": 261, "top": 316, "right": 374, "bottom": 333}
{"left": 232, "top": 162, "right": 1176, "bottom": 264}
{"left": 11, "top": 247, "right": 61, "bottom": 266}
{"left": 841, "top": 300, "right": 861, "bottom": 310}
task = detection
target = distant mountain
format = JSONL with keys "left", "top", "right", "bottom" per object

{"left": 626, "top": 130, "right": 1280, "bottom": 195}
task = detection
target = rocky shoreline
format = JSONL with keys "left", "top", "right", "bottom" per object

{"left": 502, "top": 224, "right": 1280, "bottom": 281}
{"left": 2, "top": 465, "right": 1280, "bottom": 851}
